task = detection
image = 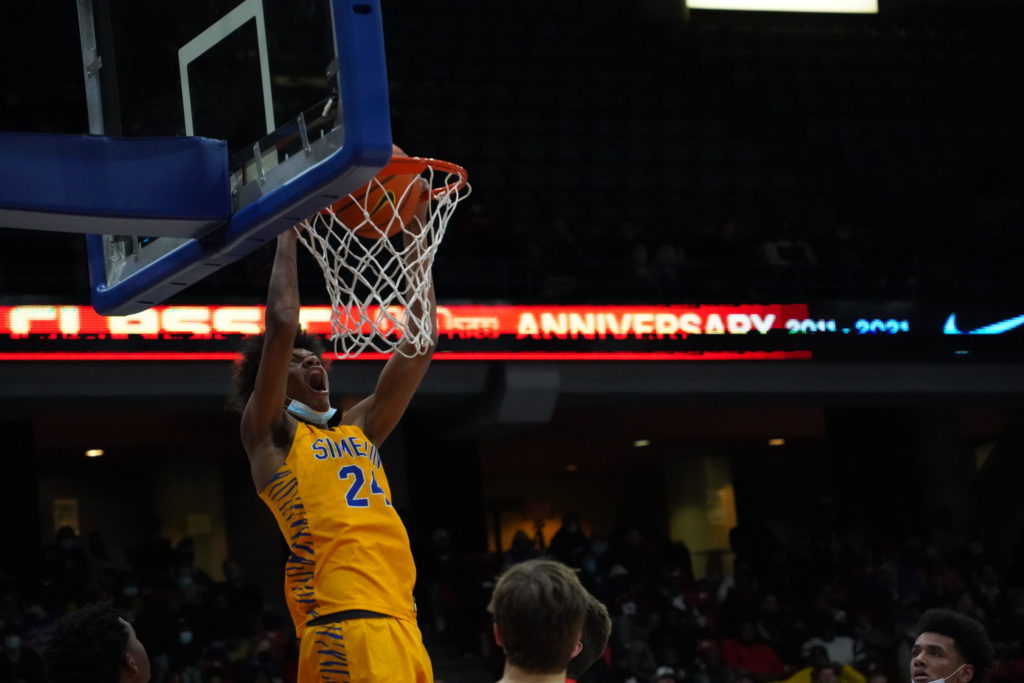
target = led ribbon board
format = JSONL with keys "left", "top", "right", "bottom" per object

{"left": 4, "top": 302, "right": 1019, "bottom": 362}
{"left": 0, "top": 304, "right": 810, "bottom": 361}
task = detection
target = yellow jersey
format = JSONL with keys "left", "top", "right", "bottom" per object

{"left": 258, "top": 421, "right": 417, "bottom": 637}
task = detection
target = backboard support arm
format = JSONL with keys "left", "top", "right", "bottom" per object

{"left": 76, "top": 0, "right": 121, "bottom": 136}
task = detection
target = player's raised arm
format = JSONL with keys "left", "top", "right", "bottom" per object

{"left": 240, "top": 229, "right": 300, "bottom": 485}
{"left": 344, "top": 192, "right": 437, "bottom": 446}
{"left": 227, "top": 152, "right": 461, "bottom": 683}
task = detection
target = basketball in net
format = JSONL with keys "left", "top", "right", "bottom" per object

{"left": 322, "top": 144, "right": 421, "bottom": 239}
{"left": 297, "top": 146, "right": 470, "bottom": 359}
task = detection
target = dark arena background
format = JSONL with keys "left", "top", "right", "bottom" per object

{"left": 2, "top": 0, "right": 1024, "bottom": 681}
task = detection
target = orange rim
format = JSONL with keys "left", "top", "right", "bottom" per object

{"left": 318, "top": 155, "right": 469, "bottom": 216}
{"left": 382, "top": 155, "right": 470, "bottom": 200}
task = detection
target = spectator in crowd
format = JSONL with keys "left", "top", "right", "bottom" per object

{"left": 211, "top": 558, "right": 263, "bottom": 639}
{"left": 809, "top": 663, "right": 846, "bottom": 683}
{"left": 40, "top": 527, "right": 92, "bottom": 612}
{"left": 952, "top": 592, "right": 987, "bottom": 625}
{"left": 852, "top": 610, "right": 896, "bottom": 670}
{"left": 653, "top": 645, "right": 689, "bottom": 683}
{"left": 653, "top": 567, "right": 706, "bottom": 661}
{"left": 972, "top": 565, "right": 1002, "bottom": 619}
{"left": 606, "top": 643, "right": 645, "bottom": 683}
{"left": 1, "top": 629, "right": 44, "bottom": 683}
{"left": 504, "top": 529, "right": 542, "bottom": 569}
{"left": 128, "top": 516, "right": 175, "bottom": 590}
{"left": 612, "top": 527, "right": 662, "bottom": 588}
{"left": 86, "top": 532, "right": 134, "bottom": 596}
{"left": 720, "top": 619, "right": 787, "bottom": 682}
{"left": 803, "top": 618, "right": 857, "bottom": 667}
{"left": 420, "top": 527, "right": 461, "bottom": 637}
{"left": 654, "top": 664, "right": 683, "bottom": 683}
{"left": 614, "top": 601, "right": 659, "bottom": 682}
{"left": 579, "top": 550, "right": 613, "bottom": 602}
{"left": 235, "top": 635, "right": 285, "bottom": 683}
{"left": 718, "top": 560, "right": 762, "bottom": 630}
{"left": 755, "top": 591, "right": 799, "bottom": 661}
{"left": 778, "top": 646, "right": 866, "bottom": 683}
{"left": 549, "top": 514, "right": 590, "bottom": 568}
{"left": 691, "top": 639, "right": 735, "bottom": 683}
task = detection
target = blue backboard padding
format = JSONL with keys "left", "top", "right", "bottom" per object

{"left": 85, "top": 0, "right": 393, "bottom": 316}
{"left": 0, "top": 132, "right": 230, "bottom": 236}
{"left": 86, "top": 145, "right": 390, "bottom": 313}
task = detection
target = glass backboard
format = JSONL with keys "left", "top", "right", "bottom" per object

{"left": 61, "top": 0, "right": 389, "bottom": 314}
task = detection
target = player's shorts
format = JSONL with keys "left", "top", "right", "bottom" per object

{"left": 298, "top": 611, "right": 433, "bottom": 683}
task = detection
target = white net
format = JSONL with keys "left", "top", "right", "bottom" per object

{"left": 296, "top": 156, "right": 470, "bottom": 358}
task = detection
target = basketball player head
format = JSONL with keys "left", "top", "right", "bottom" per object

{"left": 910, "top": 608, "right": 994, "bottom": 683}
{"left": 566, "top": 593, "right": 612, "bottom": 680}
{"left": 489, "top": 559, "right": 588, "bottom": 678}
{"left": 44, "top": 603, "right": 150, "bottom": 683}
{"left": 229, "top": 329, "right": 331, "bottom": 420}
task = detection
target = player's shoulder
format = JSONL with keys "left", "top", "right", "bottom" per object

{"left": 333, "top": 420, "right": 372, "bottom": 441}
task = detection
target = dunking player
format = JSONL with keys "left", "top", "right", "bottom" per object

{"left": 909, "top": 608, "right": 994, "bottom": 683}
{"left": 489, "top": 559, "right": 589, "bottom": 683}
{"left": 229, "top": 214, "right": 436, "bottom": 681}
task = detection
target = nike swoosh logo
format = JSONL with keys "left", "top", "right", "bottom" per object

{"left": 944, "top": 313, "right": 1024, "bottom": 335}
{"left": 370, "top": 190, "right": 398, "bottom": 217}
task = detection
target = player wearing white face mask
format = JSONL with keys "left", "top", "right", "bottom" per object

{"left": 909, "top": 608, "right": 994, "bottom": 683}
{"left": 229, "top": 222, "right": 438, "bottom": 683}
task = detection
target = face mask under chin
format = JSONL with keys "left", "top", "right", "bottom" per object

{"left": 285, "top": 399, "right": 337, "bottom": 427}
{"left": 922, "top": 664, "right": 966, "bottom": 683}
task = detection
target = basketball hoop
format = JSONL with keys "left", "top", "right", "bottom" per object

{"left": 296, "top": 154, "right": 470, "bottom": 358}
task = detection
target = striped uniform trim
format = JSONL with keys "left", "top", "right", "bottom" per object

{"left": 266, "top": 468, "right": 320, "bottom": 617}
{"left": 315, "top": 625, "right": 350, "bottom": 682}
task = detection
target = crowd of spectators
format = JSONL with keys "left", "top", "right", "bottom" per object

{"left": 5, "top": 508, "right": 1024, "bottom": 683}
{"left": 1, "top": 523, "right": 280, "bottom": 683}
{"left": 434, "top": 201, "right": 934, "bottom": 304}
{"left": 415, "top": 511, "right": 1024, "bottom": 683}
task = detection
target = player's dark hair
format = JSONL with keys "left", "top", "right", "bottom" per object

{"left": 914, "top": 608, "right": 995, "bottom": 683}
{"left": 489, "top": 559, "right": 588, "bottom": 675}
{"left": 44, "top": 603, "right": 127, "bottom": 683}
{"left": 566, "top": 594, "right": 612, "bottom": 678}
{"left": 227, "top": 330, "right": 328, "bottom": 413}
